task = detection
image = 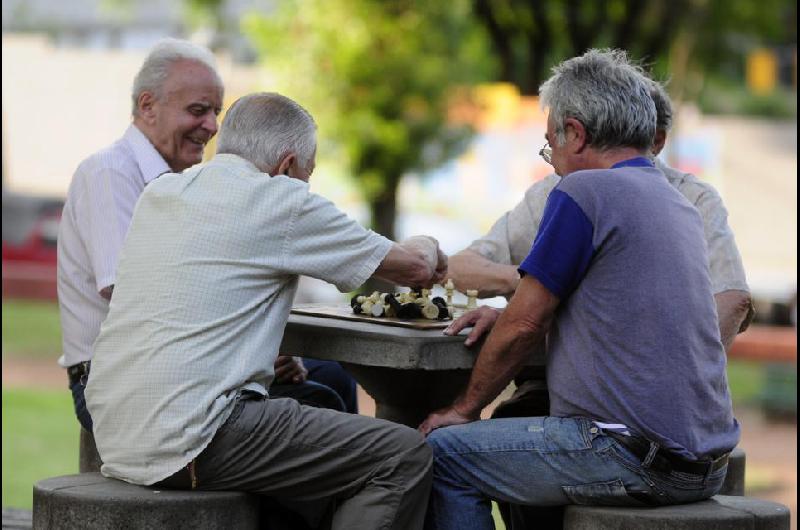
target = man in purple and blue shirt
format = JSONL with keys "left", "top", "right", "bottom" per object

{"left": 419, "top": 49, "right": 739, "bottom": 530}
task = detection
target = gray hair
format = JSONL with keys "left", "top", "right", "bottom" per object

{"left": 131, "top": 38, "right": 221, "bottom": 116}
{"left": 539, "top": 49, "right": 656, "bottom": 151}
{"left": 216, "top": 93, "right": 317, "bottom": 172}
{"left": 648, "top": 79, "right": 673, "bottom": 132}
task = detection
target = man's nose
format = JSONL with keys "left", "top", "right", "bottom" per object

{"left": 203, "top": 113, "right": 219, "bottom": 135}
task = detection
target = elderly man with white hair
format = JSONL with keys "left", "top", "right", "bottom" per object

{"left": 58, "top": 39, "right": 354, "bottom": 438}
{"left": 86, "top": 92, "right": 446, "bottom": 530}
{"left": 419, "top": 49, "right": 739, "bottom": 530}
{"left": 58, "top": 38, "right": 224, "bottom": 432}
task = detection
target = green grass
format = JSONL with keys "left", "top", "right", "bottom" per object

{"left": 727, "top": 359, "right": 766, "bottom": 405}
{"left": 2, "top": 388, "right": 79, "bottom": 508}
{"left": 2, "top": 299, "right": 62, "bottom": 358}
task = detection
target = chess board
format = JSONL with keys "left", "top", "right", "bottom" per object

{"left": 290, "top": 303, "right": 452, "bottom": 329}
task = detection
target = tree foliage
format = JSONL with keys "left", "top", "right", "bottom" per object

{"left": 242, "top": 0, "right": 494, "bottom": 239}
{"left": 473, "top": 0, "right": 796, "bottom": 95}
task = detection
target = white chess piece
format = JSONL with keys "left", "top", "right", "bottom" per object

{"left": 466, "top": 290, "right": 478, "bottom": 310}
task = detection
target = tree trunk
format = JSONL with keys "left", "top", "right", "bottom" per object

{"left": 360, "top": 178, "right": 400, "bottom": 295}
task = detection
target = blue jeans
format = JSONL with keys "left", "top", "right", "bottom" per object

{"left": 424, "top": 416, "right": 727, "bottom": 530}
{"left": 69, "top": 377, "right": 93, "bottom": 432}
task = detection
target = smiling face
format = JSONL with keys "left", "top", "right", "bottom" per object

{"left": 136, "top": 59, "right": 223, "bottom": 172}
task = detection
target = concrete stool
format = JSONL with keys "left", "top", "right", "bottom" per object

{"left": 720, "top": 447, "right": 746, "bottom": 496}
{"left": 564, "top": 495, "right": 790, "bottom": 530}
{"left": 33, "top": 473, "right": 260, "bottom": 530}
{"left": 78, "top": 428, "right": 102, "bottom": 473}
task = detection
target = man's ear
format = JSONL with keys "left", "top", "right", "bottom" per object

{"left": 276, "top": 153, "right": 296, "bottom": 177}
{"left": 137, "top": 91, "right": 158, "bottom": 124}
{"left": 564, "top": 118, "right": 588, "bottom": 153}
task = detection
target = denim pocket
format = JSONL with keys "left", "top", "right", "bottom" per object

{"left": 562, "top": 478, "right": 656, "bottom": 507}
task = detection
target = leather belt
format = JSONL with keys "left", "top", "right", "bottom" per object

{"left": 606, "top": 431, "right": 729, "bottom": 476}
{"left": 67, "top": 361, "right": 91, "bottom": 386}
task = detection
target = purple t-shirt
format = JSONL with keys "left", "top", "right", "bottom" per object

{"left": 519, "top": 158, "right": 740, "bottom": 459}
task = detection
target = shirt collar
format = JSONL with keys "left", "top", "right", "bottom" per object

{"left": 123, "top": 124, "right": 171, "bottom": 183}
{"left": 611, "top": 156, "right": 655, "bottom": 169}
{"left": 208, "top": 153, "right": 265, "bottom": 175}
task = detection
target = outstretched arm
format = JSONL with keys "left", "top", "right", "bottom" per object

{"left": 419, "top": 275, "right": 559, "bottom": 434}
{"left": 448, "top": 250, "right": 520, "bottom": 298}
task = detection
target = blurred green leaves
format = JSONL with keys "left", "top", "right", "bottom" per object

{"left": 242, "top": 0, "right": 495, "bottom": 238}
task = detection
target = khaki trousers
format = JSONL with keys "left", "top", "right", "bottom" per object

{"left": 158, "top": 393, "right": 432, "bottom": 530}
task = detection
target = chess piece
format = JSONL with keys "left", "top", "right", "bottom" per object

{"left": 466, "top": 289, "right": 478, "bottom": 310}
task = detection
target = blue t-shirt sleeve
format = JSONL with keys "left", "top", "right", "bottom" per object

{"left": 518, "top": 189, "right": 595, "bottom": 299}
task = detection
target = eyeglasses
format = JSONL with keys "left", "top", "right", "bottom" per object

{"left": 539, "top": 142, "right": 552, "bottom": 165}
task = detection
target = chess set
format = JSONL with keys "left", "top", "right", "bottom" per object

{"left": 291, "top": 279, "right": 480, "bottom": 329}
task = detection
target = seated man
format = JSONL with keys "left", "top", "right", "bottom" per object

{"left": 420, "top": 49, "right": 739, "bottom": 530}
{"left": 449, "top": 77, "right": 753, "bottom": 530}
{"left": 86, "top": 92, "right": 446, "bottom": 530}
{"left": 57, "top": 39, "right": 353, "bottom": 434}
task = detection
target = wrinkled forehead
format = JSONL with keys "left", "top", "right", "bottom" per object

{"left": 162, "top": 60, "right": 223, "bottom": 101}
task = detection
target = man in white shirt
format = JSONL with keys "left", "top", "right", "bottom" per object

{"left": 58, "top": 39, "right": 350, "bottom": 434}
{"left": 86, "top": 92, "right": 446, "bottom": 530}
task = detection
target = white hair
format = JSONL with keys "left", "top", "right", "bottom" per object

{"left": 131, "top": 38, "right": 222, "bottom": 116}
{"left": 539, "top": 49, "right": 656, "bottom": 151}
{"left": 216, "top": 93, "right": 317, "bottom": 172}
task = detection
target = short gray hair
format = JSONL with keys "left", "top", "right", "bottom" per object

{"left": 648, "top": 79, "right": 673, "bottom": 132}
{"left": 216, "top": 93, "right": 317, "bottom": 172}
{"left": 131, "top": 38, "right": 221, "bottom": 116}
{"left": 539, "top": 49, "right": 656, "bottom": 151}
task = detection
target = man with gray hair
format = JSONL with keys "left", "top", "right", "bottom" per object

{"left": 447, "top": 72, "right": 753, "bottom": 530}
{"left": 58, "top": 38, "right": 351, "bottom": 439}
{"left": 419, "top": 50, "right": 739, "bottom": 529}
{"left": 86, "top": 92, "right": 445, "bottom": 529}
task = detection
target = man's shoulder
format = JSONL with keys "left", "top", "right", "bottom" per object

{"left": 73, "top": 136, "right": 137, "bottom": 183}
{"left": 658, "top": 161, "right": 723, "bottom": 205}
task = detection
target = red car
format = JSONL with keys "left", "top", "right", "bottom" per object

{"left": 2, "top": 192, "right": 64, "bottom": 301}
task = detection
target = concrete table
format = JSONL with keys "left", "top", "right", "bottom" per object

{"left": 280, "top": 313, "right": 496, "bottom": 427}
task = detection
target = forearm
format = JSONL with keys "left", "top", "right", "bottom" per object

{"left": 449, "top": 250, "right": 520, "bottom": 298}
{"left": 715, "top": 290, "right": 754, "bottom": 351}
{"left": 373, "top": 237, "right": 443, "bottom": 287}
{"left": 453, "top": 278, "right": 554, "bottom": 416}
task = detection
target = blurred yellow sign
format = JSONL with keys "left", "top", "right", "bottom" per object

{"left": 746, "top": 48, "right": 778, "bottom": 95}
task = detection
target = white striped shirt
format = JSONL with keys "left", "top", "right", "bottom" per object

{"left": 57, "top": 124, "right": 170, "bottom": 368}
{"left": 86, "top": 154, "right": 392, "bottom": 485}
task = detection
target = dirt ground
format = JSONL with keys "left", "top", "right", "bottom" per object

{"left": 3, "top": 356, "right": 796, "bottom": 528}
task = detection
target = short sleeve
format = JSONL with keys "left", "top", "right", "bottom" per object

{"left": 693, "top": 186, "right": 749, "bottom": 294}
{"left": 282, "top": 191, "right": 392, "bottom": 293}
{"left": 467, "top": 174, "right": 560, "bottom": 265}
{"left": 518, "top": 189, "right": 595, "bottom": 299}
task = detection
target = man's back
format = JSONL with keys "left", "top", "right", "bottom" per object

{"left": 543, "top": 163, "right": 739, "bottom": 459}
{"left": 87, "top": 153, "right": 392, "bottom": 484}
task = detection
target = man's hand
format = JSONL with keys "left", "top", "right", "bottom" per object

{"left": 444, "top": 306, "right": 501, "bottom": 346}
{"left": 274, "top": 355, "right": 307, "bottom": 384}
{"left": 418, "top": 404, "right": 478, "bottom": 436}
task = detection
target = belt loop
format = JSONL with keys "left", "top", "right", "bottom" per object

{"left": 188, "top": 459, "right": 198, "bottom": 490}
{"left": 642, "top": 440, "right": 659, "bottom": 468}
{"left": 79, "top": 361, "right": 91, "bottom": 386}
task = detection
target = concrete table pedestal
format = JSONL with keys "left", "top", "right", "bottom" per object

{"left": 282, "top": 313, "right": 488, "bottom": 427}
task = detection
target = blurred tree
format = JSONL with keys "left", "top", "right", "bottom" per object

{"left": 239, "top": 0, "right": 494, "bottom": 240}
{"left": 473, "top": 0, "right": 796, "bottom": 97}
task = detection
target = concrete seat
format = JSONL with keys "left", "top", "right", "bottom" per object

{"left": 720, "top": 447, "right": 746, "bottom": 496}
{"left": 564, "top": 495, "right": 790, "bottom": 530}
{"left": 33, "top": 473, "right": 260, "bottom": 530}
